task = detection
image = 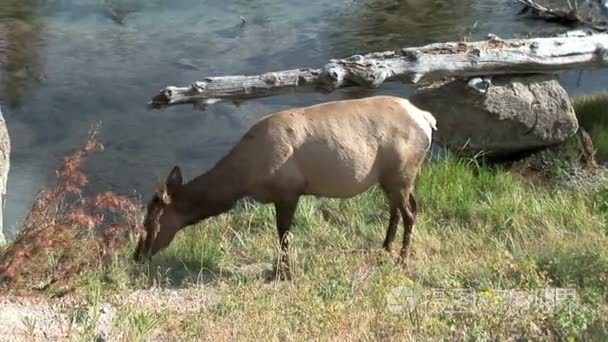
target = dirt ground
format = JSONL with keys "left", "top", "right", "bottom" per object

{"left": 0, "top": 286, "right": 218, "bottom": 341}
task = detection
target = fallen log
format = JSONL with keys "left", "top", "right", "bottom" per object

{"left": 149, "top": 32, "right": 608, "bottom": 109}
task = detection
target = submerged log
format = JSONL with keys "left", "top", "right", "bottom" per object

{"left": 150, "top": 32, "right": 608, "bottom": 108}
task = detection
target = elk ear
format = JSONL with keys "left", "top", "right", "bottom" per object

{"left": 165, "top": 165, "right": 183, "bottom": 192}
{"left": 159, "top": 186, "right": 172, "bottom": 205}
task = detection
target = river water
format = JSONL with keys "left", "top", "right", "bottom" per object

{"left": 1, "top": 0, "right": 607, "bottom": 237}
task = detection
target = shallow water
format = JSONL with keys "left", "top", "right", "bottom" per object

{"left": 1, "top": 0, "right": 607, "bottom": 237}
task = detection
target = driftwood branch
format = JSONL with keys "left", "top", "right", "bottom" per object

{"left": 516, "top": 0, "right": 608, "bottom": 31}
{"left": 150, "top": 32, "right": 608, "bottom": 108}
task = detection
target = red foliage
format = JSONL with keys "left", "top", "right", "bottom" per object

{"left": 0, "top": 127, "right": 143, "bottom": 293}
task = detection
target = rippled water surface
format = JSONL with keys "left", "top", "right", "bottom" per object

{"left": 1, "top": 0, "right": 607, "bottom": 236}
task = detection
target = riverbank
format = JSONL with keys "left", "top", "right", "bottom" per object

{"left": 0, "top": 94, "right": 607, "bottom": 340}
{"left": 1, "top": 161, "right": 607, "bottom": 340}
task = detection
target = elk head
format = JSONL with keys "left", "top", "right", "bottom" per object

{"left": 133, "top": 166, "right": 186, "bottom": 262}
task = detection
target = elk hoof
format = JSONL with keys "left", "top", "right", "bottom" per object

{"left": 271, "top": 260, "right": 292, "bottom": 281}
{"left": 398, "top": 248, "right": 411, "bottom": 264}
{"left": 278, "top": 268, "right": 292, "bottom": 281}
{"left": 397, "top": 255, "right": 408, "bottom": 267}
{"left": 382, "top": 242, "right": 393, "bottom": 254}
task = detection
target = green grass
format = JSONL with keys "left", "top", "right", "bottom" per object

{"left": 84, "top": 155, "right": 608, "bottom": 340}
{"left": 573, "top": 92, "right": 608, "bottom": 162}
{"left": 112, "top": 305, "right": 160, "bottom": 342}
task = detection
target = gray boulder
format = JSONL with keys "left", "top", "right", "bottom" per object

{"left": 409, "top": 74, "right": 579, "bottom": 158}
{"left": 0, "top": 106, "right": 8, "bottom": 244}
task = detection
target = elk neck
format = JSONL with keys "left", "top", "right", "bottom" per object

{"left": 176, "top": 153, "right": 247, "bottom": 226}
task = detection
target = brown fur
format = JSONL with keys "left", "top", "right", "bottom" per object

{"left": 134, "top": 96, "right": 437, "bottom": 279}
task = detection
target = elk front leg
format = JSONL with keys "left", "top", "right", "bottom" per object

{"left": 274, "top": 198, "right": 299, "bottom": 280}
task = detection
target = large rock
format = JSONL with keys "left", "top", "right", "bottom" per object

{"left": 409, "top": 74, "right": 579, "bottom": 158}
{"left": 0, "top": 106, "right": 8, "bottom": 244}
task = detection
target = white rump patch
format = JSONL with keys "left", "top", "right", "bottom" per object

{"left": 400, "top": 100, "right": 437, "bottom": 147}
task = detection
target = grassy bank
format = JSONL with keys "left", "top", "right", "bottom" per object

{"left": 3, "top": 94, "right": 608, "bottom": 340}
{"left": 573, "top": 92, "right": 608, "bottom": 162}
{"left": 75, "top": 154, "right": 607, "bottom": 341}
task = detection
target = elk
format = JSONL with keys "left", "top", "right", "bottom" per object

{"left": 134, "top": 96, "right": 437, "bottom": 279}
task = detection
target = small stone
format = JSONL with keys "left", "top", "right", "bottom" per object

{"left": 95, "top": 333, "right": 107, "bottom": 342}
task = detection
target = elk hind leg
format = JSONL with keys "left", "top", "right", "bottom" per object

{"left": 381, "top": 188, "right": 400, "bottom": 253}
{"left": 399, "top": 190, "right": 417, "bottom": 260}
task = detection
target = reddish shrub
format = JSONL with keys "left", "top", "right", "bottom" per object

{"left": 0, "top": 127, "right": 143, "bottom": 293}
